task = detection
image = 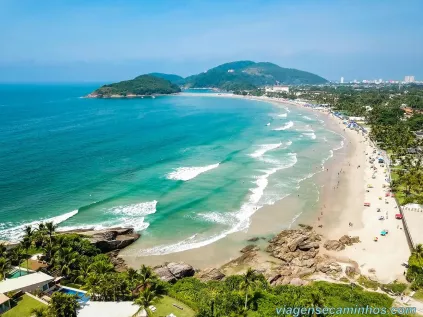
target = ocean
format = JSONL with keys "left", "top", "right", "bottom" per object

{"left": 0, "top": 84, "right": 343, "bottom": 255}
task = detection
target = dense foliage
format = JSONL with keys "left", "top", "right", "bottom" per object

{"left": 184, "top": 61, "right": 328, "bottom": 90}
{"left": 0, "top": 223, "right": 168, "bottom": 317}
{"left": 169, "top": 275, "right": 394, "bottom": 317}
{"left": 93, "top": 75, "right": 181, "bottom": 97}
{"left": 407, "top": 244, "right": 423, "bottom": 290}
{"left": 148, "top": 73, "right": 186, "bottom": 85}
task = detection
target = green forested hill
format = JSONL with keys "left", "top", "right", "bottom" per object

{"left": 184, "top": 60, "right": 327, "bottom": 90}
{"left": 148, "top": 73, "right": 186, "bottom": 85}
{"left": 89, "top": 61, "right": 328, "bottom": 96}
{"left": 89, "top": 75, "right": 181, "bottom": 97}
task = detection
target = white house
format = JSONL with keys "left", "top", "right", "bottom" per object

{"left": 78, "top": 301, "right": 146, "bottom": 317}
{"left": 0, "top": 271, "right": 55, "bottom": 294}
{"left": 265, "top": 86, "right": 289, "bottom": 93}
{"left": 0, "top": 293, "right": 11, "bottom": 314}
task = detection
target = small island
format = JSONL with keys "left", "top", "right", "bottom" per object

{"left": 86, "top": 74, "right": 181, "bottom": 98}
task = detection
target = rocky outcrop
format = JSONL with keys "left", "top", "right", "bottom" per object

{"left": 339, "top": 235, "right": 360, "bottom": 246}
{"left": 61, "top": 227, "right": 140, "bottom": 253}
{"left": 345, "top": 265, "right": 359, "bottom": 277}
{"left": 197, "top": 268, "right": 225, "bottom": 282}
{"left": 316, "top": 259, "right": 342, "bottom": 276}
{"left": 266, "top": 228, "right": 321, "bottom": 263}
{"left": 221, "top": 227, "right": 360, "bottom": 286}
{"left": 323, "top": 240, "right": 345, "bottom": 251}
{"left": 107, "top": 250, "right": 127, "bottom": 272}
{"left": 240, "top": 244, "right": 259, "bottom": 253}
{"left": 154, "top": 262, "right": 195, "bottom": 283}
{"left": 323, "top": 235, "right": 360, "bottom": 251}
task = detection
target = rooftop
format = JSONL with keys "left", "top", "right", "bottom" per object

{"left": 77, "top": 301, "right": 145, "bottom": 317}
{"left": 0, "top": 293, "right": 10, "bottom": 305}
{"left": 0, "top": 272, "right": 54, "bottom": 294}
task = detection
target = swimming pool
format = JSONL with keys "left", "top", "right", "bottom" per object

{"left": 7, "top": 269, "right": 32, "bottom": 279}
{"left": 58, "top": 287, "right": 90, "bottom": 303}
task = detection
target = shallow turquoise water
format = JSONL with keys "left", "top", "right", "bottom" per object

{"left": 0, "top": 85, "right": 342, "bottom": 255}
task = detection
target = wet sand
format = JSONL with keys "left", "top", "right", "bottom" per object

{"left": 121, "top": 97, "right": 353, "bottom": 269}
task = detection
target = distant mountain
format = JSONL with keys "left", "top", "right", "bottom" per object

{"left": 148, "top": 73, "right": 185, "bottom": 85}
{"left": 88, "top": 61, "right": 327, "bottom": 97}
{"left": 87, "top": 75, "right": 181, "bottom": 98}
{"left": 184, "top": 61, "right": 327, "bottom": 90}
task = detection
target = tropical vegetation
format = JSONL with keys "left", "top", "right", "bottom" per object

{"left": 0, "top": 217, "right": 413, "bottom": 317}
{"left": 91, "top": 74, "right": 181, "bottom": 97}
{"left": 184, "top": 61, "right": 328, "bottom": 90}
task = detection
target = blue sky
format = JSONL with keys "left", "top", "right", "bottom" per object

{"left": 0, "top": 0, "right": 422, "bottom": 82}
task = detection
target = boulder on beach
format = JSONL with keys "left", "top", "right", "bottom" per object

{"left": 323, "top": 239, "right": 345, "bottom": 251}
{"left": 240, "top": 244, "right": 260, "bottom": 253}
{"left": 197, "top": 268, "right": 225, "bottom": 282}
{"left": 154, "top": 262, "right": 195, "bottom": 283}
{"left": 61, "top": 227, "right": 140, "bottom": 253}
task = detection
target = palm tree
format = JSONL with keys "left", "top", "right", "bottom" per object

{"left": 21, "top": 237, "right": 32, "bottom": 270}
{"left": 138, "top": 265, "right": 158, "bottom": 290}
{"left": 44, "top": 222, "right": 57, "bottom": 260}
{"left": 73, "top": 256, "right": 91, "bottom": 284}
{"left": 240, "top": 268, "right": 259, "bottom": 310}
{"left": 23, "top": 225, "right": 34, "bottom": 242}
{"left": 49, "top": 292, "right": 80, "bottom": 317}
{"left": 126, "top": 267, "right": 140, "bottom": 290}
{"left": 0, "top": 242, "right": 7, "bottom": 256}
{"left": 0, "top": 257, "right": 10, "bottom": 280}
{"left": 414, "top": 244, "right": 423, "bottom": 263}
{"left": 132, "top": 288, "right": 163, "bottom": 317}
{"left": 89, "top": 259, "right": 114, "bottom": 275}
{"left": 53, "top": 247, "right": 79, "bottom": 277}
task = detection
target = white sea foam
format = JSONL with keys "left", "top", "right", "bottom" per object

{"left": 197, "top": 212, "right": 236, "bottom": 225}
{"left": 109, "top": 200, "right": 157, "bottom": 216}
{"left": 167, "top": 163, "right": 220, "bottom": 181}
{"left": 303, "top": 115, "right": 313, "bottom": 121}
{"left": 0, "top": 210, "right": 78, "bottom": 242}
{"left": 273, "top": 121, "right": 294, "bottom": 131}
{"left": 302, "top": 132, "right": 316, "bottom": 139}
{"left": 333, "top": 140, "right": 345, "bottom": 151}
{"left": 58, "top": 200, "right": 158, "bottom": 233}
{"left": 278, "top": 113, "right": 287, "bottom": 118}
{"left": 249, "top": 142, "right": 282, "bottom": 158}
{"left": 138, "top": 153, "right": 298, "bottom": 255}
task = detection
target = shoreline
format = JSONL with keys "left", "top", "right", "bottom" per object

{"left": 123, "top": 92, "right": 410, "bottom": 284}
{"left": 120, "top": 93, "right": 354, "bottom": 269}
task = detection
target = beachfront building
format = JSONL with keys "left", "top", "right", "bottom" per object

{"left": 0, "top": 293, "right": 11, "bottom": 314}
{"left": 78, "top": 301, "right": 146, "bottom": 317}
{"left": 402, "top": 203, "right": 423, "bottom": 247}
{"left": 265, "top": 85, "right": 289, "bottom": 93}
{"left": 0, "top": 271, "right": 55, "bottom": 294}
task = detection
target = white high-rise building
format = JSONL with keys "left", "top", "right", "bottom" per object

{"left": 404, "top": 76, "right": 415, "bottom": 83}
{"left": 340, "top": 77, "right": 344, "bottom": 84}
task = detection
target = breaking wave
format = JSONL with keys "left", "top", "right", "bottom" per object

{"left": 0, "top": 210, "right": 78, "bottom": 242}
{"left": 167, "top": 163, "right": 220, "bottom": 181}
{"left": 138, "top": 153, "right": 298, "bottom": 255}
{"left": 273, "top": 121, "right": 294, "bottom": 131}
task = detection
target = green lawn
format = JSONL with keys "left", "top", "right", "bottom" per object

{"left": 413, "top": 289, "right": 423, "bottom": 301}
{"left": 152, "top": 295, "right": 195, "bottom": 317}
{"left": 3, "top": 294, "right": 47, "bottom": 317}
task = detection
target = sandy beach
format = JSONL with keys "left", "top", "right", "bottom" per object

{"left": 123, "top": 93, "right": 411, "bottom": 284}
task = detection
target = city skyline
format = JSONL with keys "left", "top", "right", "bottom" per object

{"left": 0, "top": 0, "right": 422, "bottom": 82}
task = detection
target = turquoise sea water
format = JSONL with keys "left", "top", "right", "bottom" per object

{"left": 0, "top": 84, "right": 343, "bottom": 255}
